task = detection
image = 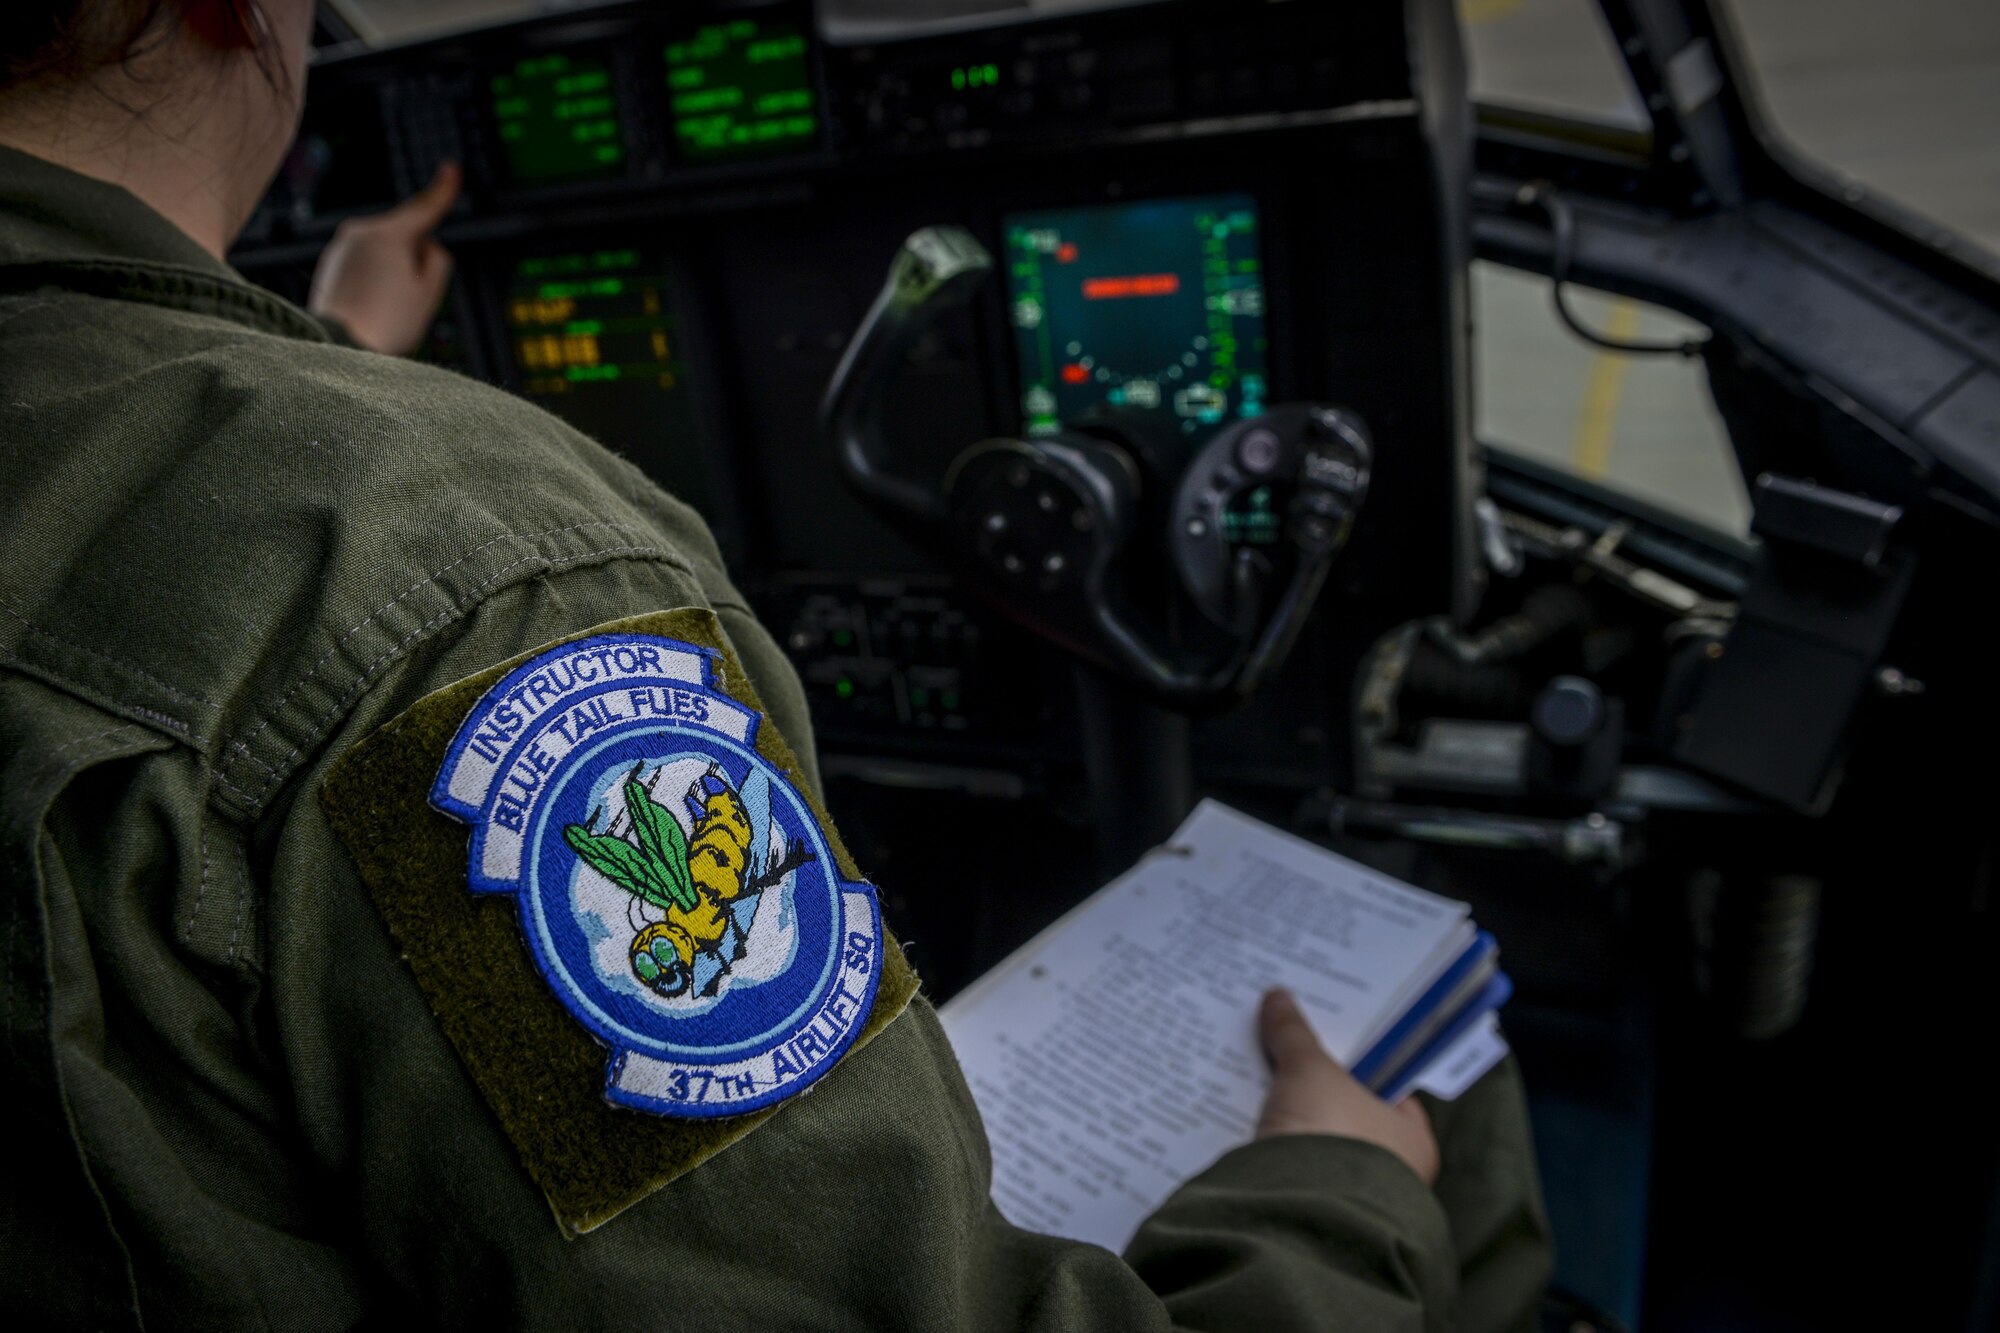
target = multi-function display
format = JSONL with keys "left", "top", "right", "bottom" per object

{"left": 488, "top": 51, "right": 628, "bottom": 186}
{"left": 502, "top": 248, "right": 718, "bottom": 522}
{"left": 665, "top": 16, "right": 819, "bottom": 163}
{"left": 1004, "top": 194, "right": 1270, "bottom": 443}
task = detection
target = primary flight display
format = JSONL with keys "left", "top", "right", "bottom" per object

{"left": 1005, "top": 194, "right": 1270, "bottom": 442}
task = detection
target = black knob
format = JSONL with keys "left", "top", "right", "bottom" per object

{"left": 1531, "top": 676, "right": 1604, "bottom": 749}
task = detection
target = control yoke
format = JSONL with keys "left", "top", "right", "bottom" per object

{"left": 822, "top": 226, "right": 1373, "bottom": 709}
{"left": 823, "top": 226, "right": 991, "bottom": 528}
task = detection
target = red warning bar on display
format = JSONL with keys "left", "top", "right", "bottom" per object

{"left": 1082, "top": 273, "right": 1181, "bottom": 300}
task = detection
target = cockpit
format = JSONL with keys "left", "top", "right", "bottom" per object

{"left": 226, "top": 2, "right": 2000, "bottom": 1327}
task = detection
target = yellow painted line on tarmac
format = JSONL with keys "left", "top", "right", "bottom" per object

{"left": 1571, "top": 300, "right": 1642, "bottom": 479}
{"left": 1461, "top": 0, "right": 1526, "bottom": 24}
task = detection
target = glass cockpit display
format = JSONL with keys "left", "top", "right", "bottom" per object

{"left": 665, "top": 16, "right": 819, "bottom": 163}
{"left": 1005, "top": 194, "right": 1269, "bottom": 441}
{"left": 488, "top": 51, "right": 628, "bottom": 187}
{"left": 502, "top": 249, "right": 717, "bottom": 522}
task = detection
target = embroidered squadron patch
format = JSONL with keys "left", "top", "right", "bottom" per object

{"left": 430, "top": 633, "right": 884, "bottom": 1118}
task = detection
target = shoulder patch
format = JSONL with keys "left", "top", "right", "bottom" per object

{"left": 432, "top": 630, "right": 883, "bottom": 1116}
{"left": 321, "top": 609, "right": 918, "bottom": 1234}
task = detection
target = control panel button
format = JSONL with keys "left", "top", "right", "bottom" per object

{"left": 1237, "top": 427, "right": 1284, "bottom": 476}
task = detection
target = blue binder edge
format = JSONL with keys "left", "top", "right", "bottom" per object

{"left": 1378, "top": 970, "right": 1514, "bottom": 1103}
{"left": 1352, "top": 930, "right": 1498, "bottom": 1086}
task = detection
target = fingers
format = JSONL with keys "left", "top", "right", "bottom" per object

{"left": 1393, "top": 1096, "right": 1441, "bottom": 1184}
{"left": 1258, "top": 987, "right": 1331, "bottom": 1071}
{"left": 383, "top": 162, "right": 461, "bottom": 236}
{"left": 1254, "top": 987, "right": 1442, "bottom": 1184}
{"left": 417, "top": 236, "right": 455, "bottom": 292}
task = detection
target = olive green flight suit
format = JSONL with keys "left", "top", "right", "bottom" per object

{"left": 0, "top": 143, "right": 1551, "bottom": 1330}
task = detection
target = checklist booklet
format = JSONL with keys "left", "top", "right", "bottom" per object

{"left": 938, "top": 799, "right": 1511, "bottom": 1252}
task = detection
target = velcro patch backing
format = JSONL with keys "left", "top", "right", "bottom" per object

{"left": 320, "top": 608, "right": 919, "bottom": 1235}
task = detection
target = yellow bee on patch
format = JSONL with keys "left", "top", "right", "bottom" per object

{"left": 564, "top": 765, "right": 811, "bottom": 998}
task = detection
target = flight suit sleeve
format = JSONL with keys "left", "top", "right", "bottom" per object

{"left": 1418, "top": 1055, "right": 1555, "bottom": 1333}
{"left": 1126, "top": 1134, "right": 1458, "bottom": 1333}
{"left": 1121, "top": 1055, "right": 1551, "bottom": 1333}
{"left": 278, "top": 547, "right": 1537, "bottom": 1330}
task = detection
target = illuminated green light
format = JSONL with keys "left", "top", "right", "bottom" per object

{"left": 673, "top": 87, "right": 745, "bottom": 114}
{"left": 834, "top": 679, "right": 855, "bottom": 699}
{"left": 553, "top": 95, "right": 614, "bottom": 121}
{"left": 951, "top": 63, "right": 1002, "bottom": 91}
{"left": 536, "top": 278, "right": 624, "bottom": 299}
{"left": 519, "top": 251, "right": 636, "bottom": 278}
{"left": 748, "top": 36, "right": 806, "bottom": 64}
{"left": 752, "top": 89, "right": 812, "bottom": 115}
{"left": 566, "top": 364, "right": 622, "bottom": 382}
{"left": 686, "top": 26, "right": 730, "bottom": 62}
{"left": 563, "top": 320, "right": 602, "bottom": 335}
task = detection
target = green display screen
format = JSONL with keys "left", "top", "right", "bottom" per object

{"left": 664, "top": 18, "right": 818, "bottom": 163}
{"left": 489, "top": 52, "right": 627, "bottom": 186}
{"left": 503, "top": 249, "right": 716, "bottom": 521}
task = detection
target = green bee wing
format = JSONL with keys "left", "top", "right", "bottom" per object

{"left": 623, "top": 778, "right": 698, "bottom": 912}
{"left": 562, "top": 824, "right": 681, "bottom": 912}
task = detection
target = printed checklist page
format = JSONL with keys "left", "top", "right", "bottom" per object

{"left": 939, "top": 799, "right": 1472, "bottom": 1253}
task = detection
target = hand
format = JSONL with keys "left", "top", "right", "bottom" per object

{"left": 1255, "top": 987, "right": 1440, "bottom": 1186}
{"left": 307, "top": 163, "right": 461, "bottom": 356}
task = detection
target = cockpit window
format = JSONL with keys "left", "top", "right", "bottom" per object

{"left": 1461, "top": 0, "right": 1649, "bottom": 131}
{"left": 1724, "top": 0, "right": 2000, "bottom": 259}
{"left": 1474, "top": 261, "right": 1751, "bottom": 537}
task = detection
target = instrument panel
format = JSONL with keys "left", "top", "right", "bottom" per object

{"left": 237, "top": 0, "right": 1472, "bottom": 780}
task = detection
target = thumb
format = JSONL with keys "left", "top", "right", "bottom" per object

{"left": 382, "top": 162, "right": 461, "bottom": 236}
{"left": 1259, "top": 988, "right": 1333, "bottom": 1072}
